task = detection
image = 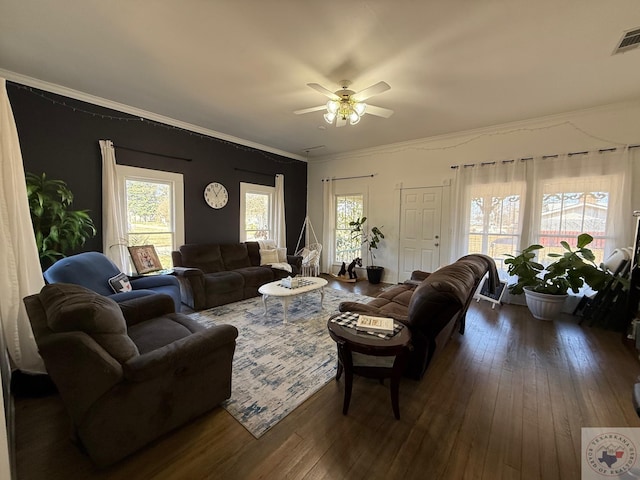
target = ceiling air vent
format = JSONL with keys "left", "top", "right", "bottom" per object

{"left": 613, "top": 27, "right": 640, "bottom": 55}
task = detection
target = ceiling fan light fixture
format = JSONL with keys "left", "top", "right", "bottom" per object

{"left": 323, "top": 112, "right": 336, "bottom": 124}
{"left": 353, "top": 102, "right": 366, "bottom": 116}
{"left": 296, "top": 80, "right": 391, "bottom": 126}
{"left": 326, "top": 100, "right": 339, "bottom": 114}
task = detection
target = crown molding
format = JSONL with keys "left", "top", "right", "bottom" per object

{"left": 0, "top": 69, "right": 307, "bottom": 162}
{"left": 312, "top": 97, "right": 640, "bottom": 162}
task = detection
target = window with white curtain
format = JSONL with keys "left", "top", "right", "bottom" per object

{"left": 116, "top": 165, "right": 184, "bottom": 269}
{"left": 454, "top": 149, "right": 631, "bottom": 274}
{"left": 240, "top": 182, "right": 274, "bottom": 241}
{"left": 334, "top": 194, "right": 364, "bottom": 264}
{"left": 467, "top": 182, "right": 524, "bottom": 272}
{"left": 536, "top": 176, "right": 614, "bottom": 265}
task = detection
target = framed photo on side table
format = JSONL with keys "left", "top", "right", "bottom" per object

{"left": 128, "top": 245, "right": 162, "bottom": 274}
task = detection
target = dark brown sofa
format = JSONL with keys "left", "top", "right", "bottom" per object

{"left": 24, "top": 283, "right": 238, "bottom": 467}
{"left": 339, "top": 254, "right": 498, "bottom": 380}
{"left": 171, "top": 241, "right": 303, "bottom": 310}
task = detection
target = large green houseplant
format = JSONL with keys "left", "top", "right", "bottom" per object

{"left": 349, "top": 216, "right": 385, "bottom": 284}
{"left": 26, "top": 172, "right": 96, "bottom": 269}
{"left": 504, "top": 233, "right": 610, "bottom": 320}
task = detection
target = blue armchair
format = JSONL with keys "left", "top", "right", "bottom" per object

{"left": 43, "top": 252, "right": 182, "bottom": 311}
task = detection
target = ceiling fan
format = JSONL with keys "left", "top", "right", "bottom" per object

{"left": 294, "top": 80, "right": 394, "bottom": 127}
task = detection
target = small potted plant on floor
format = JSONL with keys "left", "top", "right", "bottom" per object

{"left": 349, "top": 217, "right": 385, "bottom": 284}
{"left": 504, "top": 233, "right": 610, "bottom": 320}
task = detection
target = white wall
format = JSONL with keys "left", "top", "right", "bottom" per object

{"left": 307, "top": 100, "right": 640, "bottom": 284}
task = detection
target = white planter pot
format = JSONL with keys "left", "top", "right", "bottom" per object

{"left": 523, "top": 287, "right": 567, "bottom": 321}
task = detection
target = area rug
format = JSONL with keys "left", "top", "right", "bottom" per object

{"left": 189, "top": 287, "right": 374, "bottom": 438}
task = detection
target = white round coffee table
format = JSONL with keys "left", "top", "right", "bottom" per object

{"left": 258, "top": 276, "right": 328, "bottom": 323}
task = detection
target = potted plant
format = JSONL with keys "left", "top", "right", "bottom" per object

{"left": 26, "top": 172, "right": 96, "bottom": 269}
{"left": 504, "top": 233, "right": 610, "bottom": 320}
{"left": 349, "top": 216, "right": 385, "bottom": 284}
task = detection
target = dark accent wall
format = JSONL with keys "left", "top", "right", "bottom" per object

{"left": 7, "top": 82, "right": 307, "bottom": 254}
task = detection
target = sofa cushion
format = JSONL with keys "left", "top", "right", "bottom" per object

{"left": 245, "top": 241, "right": 261, "bottom": 266}
{"left": 236, "top": 266, "right": 274, "bottom": 287}
{"left": 39, "top": 283, "right": 139, "bottom": 363}
{"left": 204, "top": 271, "right": 245, "bottom": 293}
{"left": 179, "top": 244, "right": 225, "bottom": 273}
{"left": 127, "top": 313, "right": 203, "bottom": 354}
{"left": 221, "top": 244, "right": 252, "bottom": 270}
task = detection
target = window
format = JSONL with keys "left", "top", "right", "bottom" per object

{"left": 536, "top": 176, "right": 613, "bottom": 265}
{"left": 464, "top": 172, "right": 619, "bottom": 273}
{"left": 457, "top": 151, "right": 630, "bottom": 280}
{"left": 335, "top": 194, "right": 364, "bottom": 264}
{"left": 467, "top": 182, "right": 523, "bottom": 272}
{"left": 117, "top": 166, "right": 184, "bottom": 269}
{"left": 240, "top": 183, "right": 274, "bottom": 241}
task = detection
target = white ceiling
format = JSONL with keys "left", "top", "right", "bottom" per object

{"left": 1, "top": 1, "right": 640, "bottom": 159}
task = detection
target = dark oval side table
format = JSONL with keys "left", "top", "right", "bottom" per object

{"left": 327, "top": 313, "right": 412, "bottom": 420}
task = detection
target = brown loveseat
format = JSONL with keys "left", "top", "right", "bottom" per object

{"left": 24, "top": 283, "right": 238, "bottom": 467}
{"left": 339, "top": 254, "right": 498, "bottom": 379}
{"left": 171, "top": 241, "right": 303, "bottom": 311}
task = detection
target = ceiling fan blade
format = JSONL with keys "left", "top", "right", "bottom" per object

{"left": 365, "top": 104, "right": 394, "bottom": 118}
{"left": 335, "top": 116, "right": 347, "bottom": 127}
{"left": 294, "top": 105, "right": 327, "bottom": 115}
{"left": 352, "top": 81, "right": 390, "bottom": 102}
{"left": 307, "top": 83, "right": 340, "bottom": 100}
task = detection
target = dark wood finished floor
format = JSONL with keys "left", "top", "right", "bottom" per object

{"left": 14, "top": 275, "right": 640, "bottom": 479}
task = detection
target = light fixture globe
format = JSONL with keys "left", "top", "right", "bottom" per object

{"left": 323, "top": 112, "right": 336, "bottom": 124}
{"left": 353, "top": 102, "right": 366, "bottom": 116}
{"left": 326, "top": 100, "right": 339, "bottom": 114}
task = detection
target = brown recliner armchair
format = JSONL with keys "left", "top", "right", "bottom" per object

{"left": 339, "top": 254, "right": 498, "bottom": 380}
{"left": 23, "top": 283, "right": 238, "bottom": 467}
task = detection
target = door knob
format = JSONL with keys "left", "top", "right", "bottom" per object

{"left": 435, "top": 235, "right": 439, "bottom": 239}
{"left": 434, "top": 243, "right": 439, "bottom": 247}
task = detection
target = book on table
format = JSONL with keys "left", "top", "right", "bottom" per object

{"left": 356, "top": 315, "right": 394, "bottom": 333}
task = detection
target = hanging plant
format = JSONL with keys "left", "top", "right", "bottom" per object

{"left": 26, "top": 172, "right": 96, "bottom": 268}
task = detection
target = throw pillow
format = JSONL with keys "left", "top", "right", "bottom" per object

{"left": 260, "top": 248, "right": 280, "bottom": 265}
{"left": 108, "top": 272, "right": 132, "bottom": 293}
{"left": 276, "top": 247, "right": 287, "bottom": 263}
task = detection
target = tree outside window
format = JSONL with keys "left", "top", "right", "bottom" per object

{"left": 335, "top": 194, "right": 363, "bottom": 263}
{"left": 240, "top": 183, "right": 274, "bottom": 242}
{"left": 125, "top": 179, "right": 175, "bottom": 268}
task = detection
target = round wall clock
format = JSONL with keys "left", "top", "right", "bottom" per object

{"left": 204, "top": 182, "right": 229, "bottom": 209}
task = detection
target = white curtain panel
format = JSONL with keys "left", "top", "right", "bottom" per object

{"left": 527, "top": 148, "right": 632, "bottom": 256}
{"left": 451, "top": 159, "right": 527, "bottom": 264}
{"left": 321, "top": 178, "right": 335, "bottom": 273}
{"left": 0, "top": 78, "right": 45, "bottom": 373}
{"left": 451, "top": 147, "right": 632, "bottom": 267}
{"left": 99, "top": 140, "right": 128, "bottom": 271}
{"left": 274, "top": 174, "right": 286, "bottom": 248}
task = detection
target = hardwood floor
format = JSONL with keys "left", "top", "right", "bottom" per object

{"left": 14, "top": 276, "right": 640, "bottom": 479}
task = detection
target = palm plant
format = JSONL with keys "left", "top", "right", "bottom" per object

{"left": 26, "top": 172, "right": 96, "bottom": 268}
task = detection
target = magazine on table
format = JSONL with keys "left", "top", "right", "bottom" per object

{"left": 356, "top": 315, "right": 394, "bottom": 333}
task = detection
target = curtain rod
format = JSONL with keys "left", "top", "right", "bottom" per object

{"left": 234, "top": 167, "right": 280, "bottom": 177}
{"left": 449, "top": 145, "right": 640, "bottom": 169}
{"left": 321, "top": 174, "right": 375, "bottom": 182}
{"left": 114, "top": 144, "right": 192, "bottom": 162}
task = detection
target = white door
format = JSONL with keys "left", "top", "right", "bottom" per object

{"left": 399, "top": 187, "right": 442, "bottom": 280}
